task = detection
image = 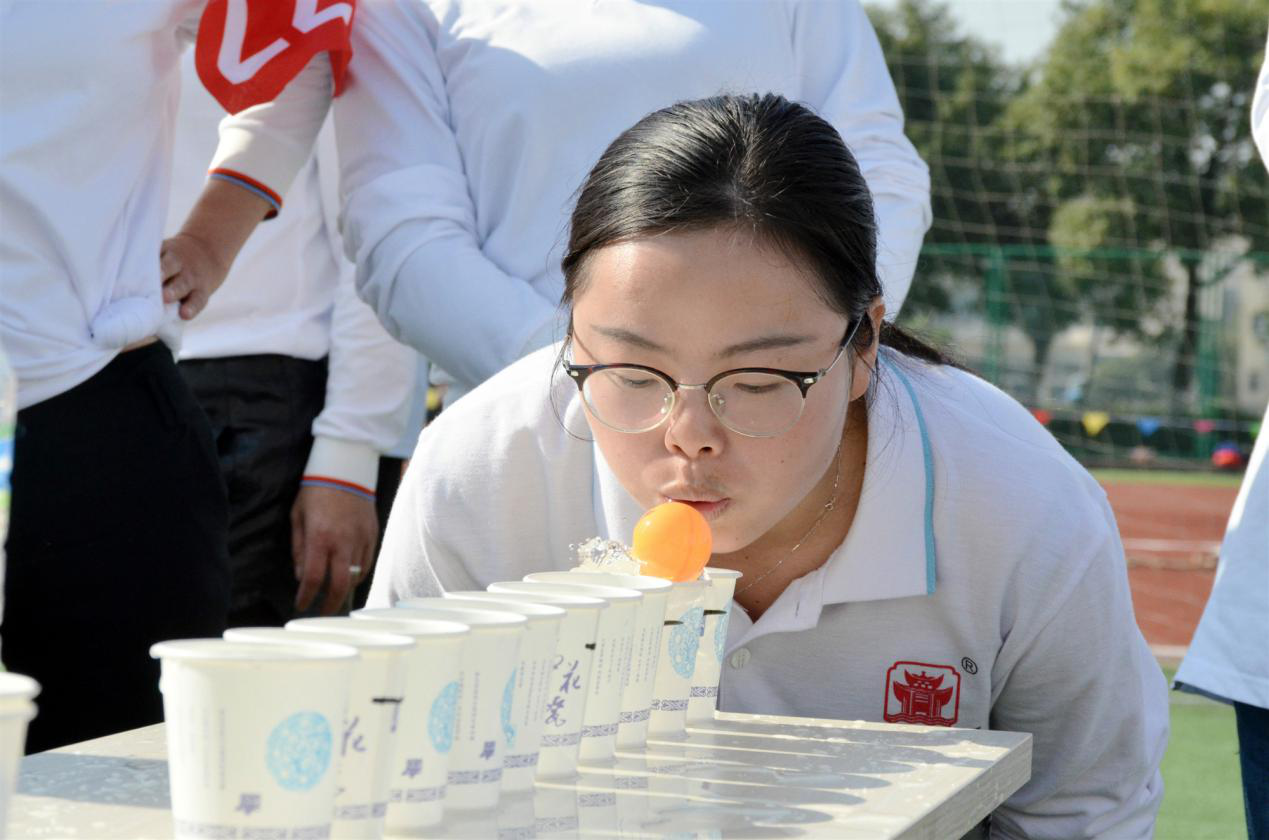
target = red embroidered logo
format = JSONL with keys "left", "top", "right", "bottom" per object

{"left": 883, "top": 661, "right": 960, "bottom": 726}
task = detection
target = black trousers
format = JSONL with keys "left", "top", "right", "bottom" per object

{"left": 178, "top": 355, "right": 401, "bottom": 627}
{"left": 2, "top": 343, "right": 231, "bottom": 753}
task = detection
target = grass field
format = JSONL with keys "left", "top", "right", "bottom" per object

{"left": 1091, "top": 468, "right": 1245, "bottom": 488}
{"left": 1157, "top": 668, "right": 1246, "bottom": 840}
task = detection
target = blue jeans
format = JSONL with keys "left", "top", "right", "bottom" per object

{"left": 1236, "top": 702, "right": 1269, "bottom": 840}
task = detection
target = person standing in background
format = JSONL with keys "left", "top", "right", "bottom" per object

{"left": 0, "top": 0, "right": 341, "bottom": 752}
{"left": 167, "top": 55, "right": 418, "bottom": 625}
{"left": 1174, "top": 36, "right": 1269, "bottom": 837}
{"left": 336, "top": 0, "right": 932, "bottom": 404}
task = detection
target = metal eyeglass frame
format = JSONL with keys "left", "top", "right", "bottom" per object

{"left": 562, "top": 317, "right": 862, "bottom": 438}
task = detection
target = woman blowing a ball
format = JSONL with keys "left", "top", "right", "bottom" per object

{"left": 370, "top": 94, "right": 1166, "bottom": 837}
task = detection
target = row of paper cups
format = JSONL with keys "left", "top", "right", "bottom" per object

{"left": 150, "top": 567, "right": 740, "bottom": 839}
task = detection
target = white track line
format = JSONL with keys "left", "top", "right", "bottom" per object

{"left": 1122, "top": 538, "right": 1220, "bottom": 553}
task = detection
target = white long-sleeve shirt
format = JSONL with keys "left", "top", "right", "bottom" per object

{"left": 1174, "top": 42, "right": 1269, "bottom": 710}
{"left": 337, "top": 0, "right": 932, "bottom": 395}
{"left": 0, "top": 1, "right": 331, "bottom": 410}
{"left": 372, "top": 344, "right": 1167, "bottom": 839}
{"left": 167, "top": 55, "right": 417, "bottom": 492}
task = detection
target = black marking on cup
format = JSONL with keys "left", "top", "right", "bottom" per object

{"left": 372, "top": 697, "right": 403, "bottom": 705}
{"left": 703, "top": 610, "right": 727, "bottom": 616}
{"left": 585, "top": 643, "right": 597, "bottom": 650}
{"left": 663, "top": 620, "right": 683, "bottom": 626}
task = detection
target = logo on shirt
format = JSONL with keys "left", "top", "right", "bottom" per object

{"left": 883, "top": 661, "right": 960, "bottom": 726}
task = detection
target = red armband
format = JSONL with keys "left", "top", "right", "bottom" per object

{"left": 195, "top": 0, "right": 355, "bottom": 114}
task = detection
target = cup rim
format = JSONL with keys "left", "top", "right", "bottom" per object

{"left": 527, "top": 570, "right": 673, "bottom": 592}
{"left": 357, "top": 606, "right": 528, "bottom": 628}
{"left": 515, "top": 578, "right": 642, "bottom": 601}
{"left": 329, "top": 615, "right": 471, "bottom": 639}
{"left": 484, "top": 584, "right": 609, "bottom": 608}
{"left": 0, "top": 672, "right": 40, "bottom": 700}
{"left": 232, "top": 625, "right": 415, "bottom": 650}
{"left": 432, "top": 594, "right": 567, "bottom": 621}
{"left": 704, "top": 567, "right": 744, "bottom": 580}
{"left": 150, "top": 638, "right": 358, "bottom": 662}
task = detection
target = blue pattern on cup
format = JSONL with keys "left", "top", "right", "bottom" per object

{"left": 266, "top": 711, "right": 332, "bottom": 791}
{"left": 429, "top": 681, "right": 460, "bottom": 754}
{"left": 501, "top": 668, "right": 517, "bottom": 748}
{"left": 669, "top": 607, "right": 704, "bottom": 678}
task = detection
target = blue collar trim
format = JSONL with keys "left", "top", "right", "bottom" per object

{"left": 882, "top": 357, "right": 938, "bottom": 594}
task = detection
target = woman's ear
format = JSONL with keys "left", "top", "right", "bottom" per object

{"left": 849, "top": 296, "right": 886, "bottom": 401}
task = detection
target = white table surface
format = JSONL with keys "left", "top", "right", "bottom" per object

{"left": 10, "top": 712, "right": 1030, "bottom": 839}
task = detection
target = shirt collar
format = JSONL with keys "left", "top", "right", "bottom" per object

{"left": 820, "top": 351, "right": 938, "bottom": 604}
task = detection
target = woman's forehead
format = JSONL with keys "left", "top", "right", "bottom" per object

{"left": 572, "top": 229, "right": 836, "bottom": 337}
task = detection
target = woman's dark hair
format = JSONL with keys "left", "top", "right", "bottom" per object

{"left": 561, "top": 93, "right": 951, "bottom": 367}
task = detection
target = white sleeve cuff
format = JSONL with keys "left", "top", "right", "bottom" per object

{"left": 302, "top": 436, "right": 380, "bottom": 497}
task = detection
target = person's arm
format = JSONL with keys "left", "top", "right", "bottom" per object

{"left": 789, "top": 0, "right": 932, "bottom": 318}
{"left": 164, "top": 52, "right": 334, "bottom": 320}
{"left": 335, "top": 0, "right": 558, "bottom": 391}
{"left": 988, "top": 501, "right": 1168, "bottom": 838}
{"left": 292, "top": 266, "right": 418, "bottom": 614}
{"left": 366, "top": 455, "right": 482, "bottom": 609}
{"left": 293, "top": 129, "right": 419, "bottom": 615}
{"left": 1252, "top": 31, "right": 1269, "bottom": 170}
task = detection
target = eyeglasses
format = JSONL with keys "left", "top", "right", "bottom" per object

{"left": 563, "top": 320, "right": 860, "bottom": 438}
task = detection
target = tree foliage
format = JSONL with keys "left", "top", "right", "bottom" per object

{"left": 1005, "top": 0, "right": 1268, "bottom": 395}
{"left": 870, "top": 0, "right": 1268, "bottom": 403}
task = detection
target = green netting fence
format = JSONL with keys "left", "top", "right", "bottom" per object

{"left": 896, "top": 244, "right": 1268, "bottom": 468}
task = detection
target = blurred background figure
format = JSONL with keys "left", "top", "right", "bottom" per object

{"left": 1173, "top": 35, "right": 1269, "bottom": 840}
{"left": 0, "top": 1, "right": 335, "bottom": 752}
{"left": 167, "top": 54, "right": 419, "bottom": 625}
{"left": 336, "top": 0, "right": 933, "bottom": 404}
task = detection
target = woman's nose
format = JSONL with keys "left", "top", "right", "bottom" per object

{"left": 663, "top": 387, "right": 726, "bottom": 458}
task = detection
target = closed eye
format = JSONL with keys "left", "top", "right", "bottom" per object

{"left": 735, "top": 382, "right": 783, "bottom": 395}
{"left": 616, "top": 374, "right": 658, "bottom": 389}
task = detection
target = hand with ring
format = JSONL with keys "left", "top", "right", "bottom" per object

{"left": 291, "top": 484, "right": 378, "bottom": 615}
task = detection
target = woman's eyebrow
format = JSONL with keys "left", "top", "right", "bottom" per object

{"left": 592, "top": 325, "right": 666, "bottom": 352}
{"left": 719, "top": 334, "right": 814, "bottom": 358}
{"left": 591, "top": 326, "right": 814, "bottom": 358}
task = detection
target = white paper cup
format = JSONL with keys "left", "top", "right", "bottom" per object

{"left": 648, "top": 579, "right": 706, "bottom": 738}
{"left": 525, "top": 571, "right": 670, "bottom": 749}
{"left": 226, "top": 626, "right": 413, "bottom": 839}
{"left": 293, "top": 615, "right": 469, "bottom": 832}
{"left": 687, "top": 568, "right": 742, "bottom": 725}
{"left": 0, "top": 672, "right": 38, "bottom": 836}
{"left": 478, "top": 587, "right": 606, "bottom": 779}
{"left": 357, "top": 606, "right": 525, "bottom": 811}
{"left": 151, "top": 639, "right": 358, "bottom": 840}
{"left": 406, "top": 595, "right": 564, "bottom": 795}
{"left": 508, "top": 580, "right": 640, "bottom": 764}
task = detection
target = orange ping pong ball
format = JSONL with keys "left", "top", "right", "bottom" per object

{"left": 631, "top": 502, "right": 712, "bottom": 582}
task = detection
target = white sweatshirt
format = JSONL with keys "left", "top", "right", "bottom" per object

{"left": 1174, "top": 43, "right": 1269, "bottom": 710}
{"left": 0, "top": 1, "right": 329, "bottom": 409}
{"left": 372, "top": 344, "right": 1168, "bottom": 839}
{"left": 336, "top": 0, "right": 932, "bottom": 395}
{"left": 168, "top": 54, "right": 418, "bottom": 493}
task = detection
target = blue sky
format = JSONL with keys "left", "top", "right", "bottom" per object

{"left": 870, "top": 0, "right": 1066, "bottom": 65}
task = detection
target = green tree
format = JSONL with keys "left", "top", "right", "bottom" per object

{"left": 1007, "top": 0, "right": 1269, "bottom": 407}
{"left": 868, "top": 0, "right": 1080, "bottom": 396}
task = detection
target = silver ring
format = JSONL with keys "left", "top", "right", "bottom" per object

{"left": 349, "top": 565, "right": 363, "bottom": 575}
